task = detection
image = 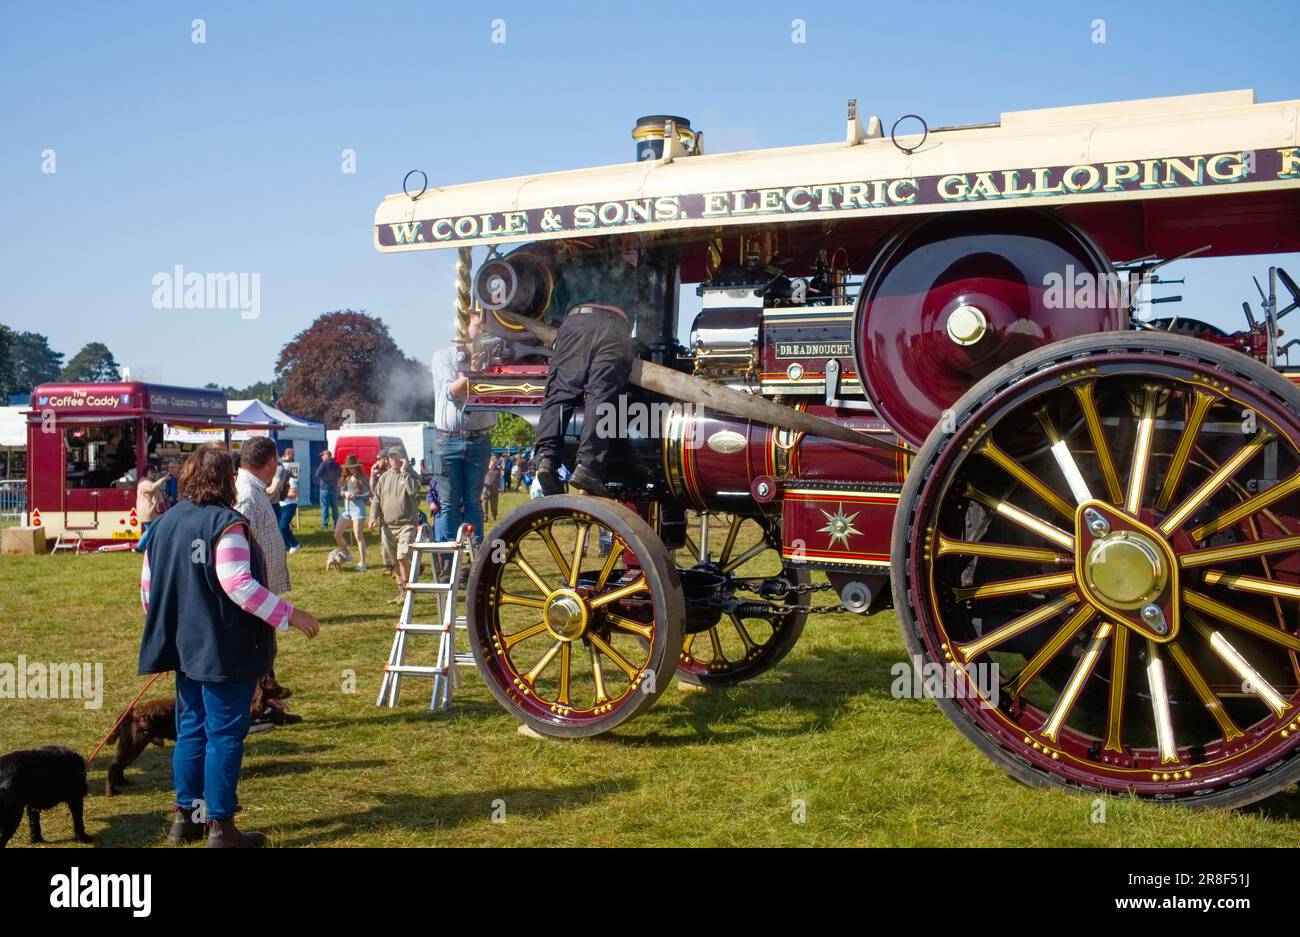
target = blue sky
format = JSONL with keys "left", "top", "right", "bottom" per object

{"left": 2, "top": 0, "right": 1298, "bottom": 388}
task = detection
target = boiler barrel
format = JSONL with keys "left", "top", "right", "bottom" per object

{"left": 662, "top": 403, "right": 905, "bottom": 513}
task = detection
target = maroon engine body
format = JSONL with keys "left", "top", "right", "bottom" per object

{"left": 467, "top": 210, "right": 1130, "bottom": 588}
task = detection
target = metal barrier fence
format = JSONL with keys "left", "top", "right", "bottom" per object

{"left": 0, "top": 479, "right": 27, "bottom": 521}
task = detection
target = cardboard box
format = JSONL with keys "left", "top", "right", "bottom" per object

{"left": 2, "top": 526, "right": 48, "bottom": 555}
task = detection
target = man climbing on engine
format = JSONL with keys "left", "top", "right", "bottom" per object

{"left": 534, "top": 236, "right": 640, "bottom": 498}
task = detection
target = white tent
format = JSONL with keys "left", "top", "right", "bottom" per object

{"left": 230, "top": 400, "right": 327, "bottom": 499}
{"left": 0, "top": 406, "right": 25, "bottom": 448}
{"left": 0, "top": 406, "right": 27, "bottom": 482}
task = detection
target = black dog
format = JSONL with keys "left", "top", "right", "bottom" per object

{"left": 0, "top": 746, "right": 92, "bottom": 847}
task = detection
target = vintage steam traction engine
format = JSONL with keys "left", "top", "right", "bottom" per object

{"left": 376, "top": 91, "right": 1300, "bottom": 808}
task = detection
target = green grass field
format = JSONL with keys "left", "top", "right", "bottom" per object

{"left": 3, "top": 490, "right": 1299, "bottom": 847}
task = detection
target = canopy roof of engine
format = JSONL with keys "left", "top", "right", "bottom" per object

{"left": 374, "top": 89, "right": 1300, "bottom": 255}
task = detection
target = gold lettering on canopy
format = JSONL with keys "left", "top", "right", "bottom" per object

{"left": 378, "top": 149, "right": 1288, "bottom": 248}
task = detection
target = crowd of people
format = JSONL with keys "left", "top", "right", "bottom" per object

{"left": 127, "top": 309, "right": 558, "bottom": 849}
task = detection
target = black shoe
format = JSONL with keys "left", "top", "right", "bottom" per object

{"left": 569, "top": 465, "right": 610, "bottom": 498}
{"left": 206, "top": 818, "right": 268, "bottom": 849}
{"left": 536, "top": 457, "right": 564, "bottom": 496}
{"left": 165, "top": 808, "right": 206, "bottom": 845}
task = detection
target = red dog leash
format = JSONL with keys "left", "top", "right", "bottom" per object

{"left": 85, "top": 671, "right": 167, "bottom": 766}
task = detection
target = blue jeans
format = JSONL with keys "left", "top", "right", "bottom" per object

{"left": 434, "top": 433, "right": 490, "bottom": 546}
{"left": 173, "top": 673, "right": 257, "bottom": 822}
{"left": 133, "top": 521, "right": 155, "bottom": 553}
{"left": 278, "top": 503, "right": 300, "bottom": 549}
{"left": 319, "top": 489, "right": 339, "bottom": 528}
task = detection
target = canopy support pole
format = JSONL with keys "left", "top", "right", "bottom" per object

{"left": 455, "top": 248, "right": 472, "bottom": 343}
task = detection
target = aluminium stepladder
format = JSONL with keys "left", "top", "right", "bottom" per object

{"left": 376, "top": 523, "right": 478, "bottom": 711}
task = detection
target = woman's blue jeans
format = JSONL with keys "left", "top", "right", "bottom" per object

{"left": 173, "top": 672, "right": 257, "bottom": 822}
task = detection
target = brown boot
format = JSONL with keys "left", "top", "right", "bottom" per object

{"left": 205, "top": 817, "right": 268, "bottom": 848}
{"left": 165, "top": 807, "right": 206, "bottom": 845}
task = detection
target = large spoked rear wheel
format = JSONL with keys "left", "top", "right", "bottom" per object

{"left": 674, "top": 513, "right": 810, "bottom": 686}
{"left": 894, "top": 331, "right": 1300, "bottom": 808}
{"left": 468, "top": 495, "right": 684, "bottom": 738}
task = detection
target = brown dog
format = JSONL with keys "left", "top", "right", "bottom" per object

{"left": 105, "top": 674, "right": 297, "bottom": 795}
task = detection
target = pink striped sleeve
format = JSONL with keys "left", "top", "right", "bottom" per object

{"left": 140, "top": 551, "right": 151, "bottom": 614}
{"left": 214, "top": 524, "right": 294, "bottom": 629}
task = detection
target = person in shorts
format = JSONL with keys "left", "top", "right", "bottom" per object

{"left": 334, "top": 455, "right": 370, "bottom": 570}
{"left": 369, "top": 446, "right": 422, "bottom": 603}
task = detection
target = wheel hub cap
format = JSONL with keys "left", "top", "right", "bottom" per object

{"left": 1085, "top": 533, "right": 1165, "bottom": 608}
{"left": 1074, "top": 500, "right": 1179, "bottom": 643}
{"left": 544, "top": 590, "right": 588, "bottom": 642}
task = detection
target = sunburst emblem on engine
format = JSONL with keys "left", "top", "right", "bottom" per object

{"left": 817, "top": 503, "right": 862, "bottom": 550}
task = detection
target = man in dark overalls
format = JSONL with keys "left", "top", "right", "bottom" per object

{"left": 535, "top": 239, "right": 639, "bottom": 498}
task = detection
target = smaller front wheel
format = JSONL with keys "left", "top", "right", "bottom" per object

{"left": 468, "top": 496, "right": 684, "bottom": 737}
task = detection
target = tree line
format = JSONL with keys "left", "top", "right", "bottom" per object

{"left": 0, "top": 329, "right": 121, "bottom": 398}
{"left": 0, "top": 311, "right": 534, "bottom": 448}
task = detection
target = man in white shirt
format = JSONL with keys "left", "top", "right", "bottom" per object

{"left": 430, "top": 311, "right": 494, "bottom": 547}
{"left": 234, "top": 436, "right": 290, "bottom": 595}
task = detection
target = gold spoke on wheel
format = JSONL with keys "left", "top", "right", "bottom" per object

{"left": 524, "top": 641, "right": 563, "bottom": 685}
{"left": 555, "top": 642, "right": 572, "bottom": 706}
{"left": 721, "top": 541, "right": 768, "bottom": 575}
{"left": 499, "top": 592, "right": 547, "bottom": 609}
{"left": 1005, "top": 603, "right": 1096, "bottom": 700}
{"left": 513, "top": 556, "right": 555, "bottom": 596}
{"left": 1155, "top": 391, "right": 1216, "bottom": 511}
{"left": 594, "top": 537, "right": 625, "bottom": 591}
{"left": 1183, "top": 589, "right": 1300, "bottom": 652}
{"left": 965, "top": 486, "right": 1074, "bottom": 550}
{"left": 1166, "top": 640, "right": 1244, "bottom": 741}
{"left": 606, "top": 612, "right": 653, "bottom": 640}
{"left": 1035, "top": 409, "right": 1094, "bottom": 506}
{"left": 953, "top": 571, "right": 1075, "bottom": 603}
{"left": 706, "top": 626, "right": 725, "bottom": 661}
{"left": 1188, "top": 612, "right": 1291, "bottom": 717}
{"left": 979, "top": 437, "right": 1074, "bottom": 519}
{"left": 955, "top": 593, "right": 1079, "bottom": 662}
{"left": 718, "top": 516, "right": 743, "bottom": 568}
{"left": 588, "top": 632, "right": 640, "bottom": 680}
{"left": 503, "top": 619, "right": 549, "bottom": 650}
{"left": 729, "top": 613, "right": 758, "bottom": 652}
{"left": 935, "top": 536, "right": 1071, "bottom": 566}
{"left": 1203, "top": 569, "right": 1300, "bottom": 602}
{"left": 589, "top": 576, "right": 649, "bottom": 608}
{"left": 568, "top": 523, "right": 590, "bottom": 587}
{"left": 1158, "top": 429, "right": 1274, "bottom": 535}
{"left": 1071, "top": 381, "right": 1124, "bottom": 505}
{"left": 1041, "top": 621, "right": 1112, "bottom": 743}
{"left": 1103, "top": 626, "right": 1130, "bottom": 753}
{"left": 1145, "top": 640, "right": 1180, "bottom": 764}
{"left": 537, "top": 527, "right": 573, "bottom": 584}
{"left": 591, "top": 649, "right": 608, "bottom": 704}
{"left": 1125, "top": 385, "right": 1159, "bottom": 515}
{"left": 1180, "top": 534, "right": 1300, "bottom": 568}
{"left": 1190, "top": 469, "right": 1300, "bottom": 541}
